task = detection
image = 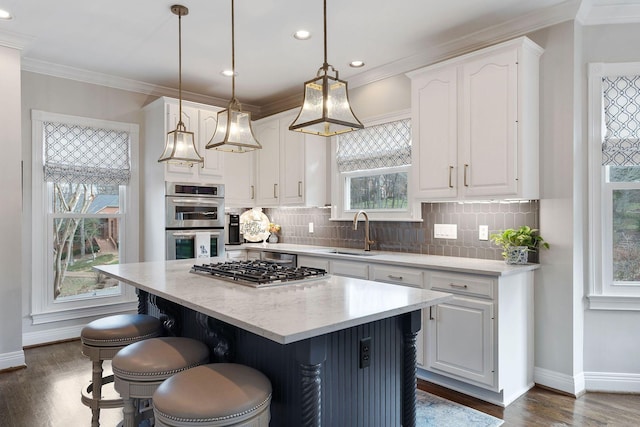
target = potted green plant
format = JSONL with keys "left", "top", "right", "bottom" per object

{"left": 490, "top": 226, "right": 549, "bottom": 264}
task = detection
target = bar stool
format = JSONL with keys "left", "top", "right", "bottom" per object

{"left": 81, "top": 314, "right": 164, "bottom": 427}
{"left": 112, "top": 337, "right": 210, "bottom": 427}
{"left": 152, "top": 363, "right": 272, "bottom": 427}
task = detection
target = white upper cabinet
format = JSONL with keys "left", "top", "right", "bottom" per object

{"left": 144, "top": 97, "right": 224, "bottom": 184}
{"left": 408, "top": 37, "right": 543, "bottom": 201}
{"left": 254, "top": 109, "right": 326, "bottom": 207}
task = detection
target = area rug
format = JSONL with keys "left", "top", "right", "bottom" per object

{"left": 416, "top": 390, "right": 504, "bottom": 427}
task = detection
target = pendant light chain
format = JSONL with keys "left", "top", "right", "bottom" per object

{"left": 178, "top": 8, "right": 184, "bottom": 130}
{"left": 231, "top": 0, "right": 236, "bottom": 103}
{"left": 323, "top": 0, "right": 328, "bottom": 70}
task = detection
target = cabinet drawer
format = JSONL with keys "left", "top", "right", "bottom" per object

{"left": 331, "top": 260, "right": 369, "bottom": 279}
{"left": 428, "top": 271, "right": 495, "bottom": 299}
{"left": 297, "top": 255, "right": 330, "bottom": 272}
{"left": 370, "top": 265, "right": 423, "bottom": 288}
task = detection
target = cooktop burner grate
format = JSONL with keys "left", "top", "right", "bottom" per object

{"left": 190, "top": 260, "right": 328, "bottom": 287}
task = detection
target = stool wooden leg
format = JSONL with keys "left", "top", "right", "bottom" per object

{"left": 91, "top": 360, "right": 103, "bottom": 427}
{"left": 122, "top": 397, "right": 136, "bottom": 427}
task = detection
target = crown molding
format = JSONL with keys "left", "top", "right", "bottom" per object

{"left": 580, "top": 3, "right": 640, "bottom": 26}
{"left": 0, "top": 29, "right": 34, "bottom": 50}
{"left": 20, "top": 57, "right": 261, "bottom": 114}
{"left": 347, "top": 0, "right": 580, "bottom": 90}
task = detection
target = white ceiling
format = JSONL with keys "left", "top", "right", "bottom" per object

{"left": 0, "top": 0, "right": 639, "bottom": 111}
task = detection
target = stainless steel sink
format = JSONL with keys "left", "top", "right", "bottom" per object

{"left": 328, "top": 249, "right": 377, "bottom": 257}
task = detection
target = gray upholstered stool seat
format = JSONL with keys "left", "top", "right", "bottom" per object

{"left": 112, "top": 337, "right": 210, "bottom": 427}
{"left": 152, "top": 363, "right": 272, "bottom": 427}
{"left": 80, "top": 314, "right": 164, "bottom": 427}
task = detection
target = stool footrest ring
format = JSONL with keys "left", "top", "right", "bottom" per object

{"left": 81, "top": 374, "right": 124, "bottom": 410}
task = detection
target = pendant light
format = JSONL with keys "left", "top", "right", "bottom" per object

{"left": 158, "top": 5, "right": 203, "bottom": 165}
{"left": 289, "top": 0, "right": 364, "bottom": 137}
{"left": 206, "top": 0, "right": 261, "bottom": 153}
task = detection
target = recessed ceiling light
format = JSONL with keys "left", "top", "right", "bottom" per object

{"left": 349, "top": 60, "right": 365, "bottom": 68}
{"left": 293, "top": 30, "right": 311, "bottom": 40}
{"left": 221, "top": 70, "right": 237, "bottom": 77}
{"left": 0, "top": 9, "right": 13, "bottom": 20}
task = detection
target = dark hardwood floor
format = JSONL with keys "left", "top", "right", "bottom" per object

{"left": 1, "top": 339, "right": 640, "bottom": 426}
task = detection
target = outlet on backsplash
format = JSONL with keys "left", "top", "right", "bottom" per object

{"left": 434, "top": 224, "right": 458, "bottom": 239}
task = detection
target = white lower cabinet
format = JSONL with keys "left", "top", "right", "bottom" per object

{"left": 426, "top": 294, "right": 495, "bottom": 387}
{"left": 423, "top": 269, "right": 534, "bottom": 406}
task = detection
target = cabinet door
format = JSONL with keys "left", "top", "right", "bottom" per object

{"left": 411, "top": 66, "right": 458, "bottom": 199}
{"left": 198, "top": 108, "right": 224, "bottom": 179}
{"left": 460, "top": 49, "right": 518, "bottom": 198}
{"left": 280, "top": 115, "right": 305, "bottom": 205}
{"left": 255, "top": 119, "right": 280, "bottom": 206}
{"left": 425, "top": 296, "right": 496, "bottom": 388}
{"left": 223, "top": 150, "right": 255, "bottom": 207}
{"left": 165, "top": 104, "right": 200, "bottom": 180}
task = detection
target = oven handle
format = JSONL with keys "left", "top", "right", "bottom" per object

{"left": 170, "top": 198, "right": 220, "bottom": 205}
{"left": 169, "top": 231, "right": 221, "bottom": 238}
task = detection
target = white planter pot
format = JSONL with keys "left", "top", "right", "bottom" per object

{"left": 506, "top": 246, "right": 529, "bottom": 264}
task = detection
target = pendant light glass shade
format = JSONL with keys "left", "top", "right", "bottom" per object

{"left": 158, "top": 5, "right": 203, "bottom": 165}
{"left": 289, "top": 0, "right": 363, "bottom": 137}
{"left": 207, "top": 100, "right": 261, "bottom": 152}
{"left": 206, "top": 0, "right": 261, "bottom": 153}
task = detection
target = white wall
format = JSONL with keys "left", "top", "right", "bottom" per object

{"left": 581, "top": 23, "right": 640, "bottom": 390}
{"left": 20, "top": 72, "right": 152, "bottom": 345}
{"left": 0, "top": 45, "right": 25, "bottom": 370}
{"left": 525, "top": 22, "right": 584, "bottom": 394}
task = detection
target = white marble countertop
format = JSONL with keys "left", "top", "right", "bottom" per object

{"left": 231, "top": 243, "right": 540, "bottom": 277}
{"left": 95, "top": 258, "right": 452, "bottom": 345}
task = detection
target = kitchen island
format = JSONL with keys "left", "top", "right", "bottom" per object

{"left": 95, "top": 258, "right": 452, "bottom": 427}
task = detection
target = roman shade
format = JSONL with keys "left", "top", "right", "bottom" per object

{"left": 43, "top": 121, "right": 131, "bottom": 185}
{"left": 602, "top": 76, "right": 640, "bottom": 166}
{"left": 336, "top": 118, "right": 411, "bottom": 173}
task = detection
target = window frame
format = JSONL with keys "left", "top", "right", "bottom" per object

{"left": 330, "top": 109, "right": 422, "bottom": 222}
{"left": 31, "top": 110, "right": 139, "bottom": 323}
{"left": 588, "top": 63, "right": 640, "bottom": 310}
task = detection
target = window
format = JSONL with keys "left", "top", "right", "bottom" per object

{"left": 31, "top": 111, "right": 139, "bottom": 323}
{"left": 331, "top": 111, "right": 419, "bottom": 221}
{"left": 588, "top": 64, "right": 640, "bottom": 309}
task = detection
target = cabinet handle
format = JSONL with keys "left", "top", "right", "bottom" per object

{"left": 448, "top": 166, "right": 454, "bottom": 188}
{"left": 387, "top": 275, "right": 403, "bottom": 280}
{"left": 274, "top": 183, "right": 278, "bottom": 198}
{"left": 429, "top": 306, "right": 435, "bottom": 320}
{"left": 449, "top": 283, "right": 468, "bottom": 289}
{"left": 250, "top": 185, "right": 255, "bottom": 200}
{"left": 298, "top": 181, "right": 303, "bottom": 197}
{"left": 463, "top": 164, "right": 469, "bottom": 187}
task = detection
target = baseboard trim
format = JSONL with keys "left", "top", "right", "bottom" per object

{"left": 584, "top": 372, "right": 640, "bottom": 393}
{"left": 0, "top": 350, "right": 26, "bottom": 371}
{"left": 22, "top": 324, "right": 85, "bottom": 347}
{"left": 534, "top": 366, "right": 584, "bottom": 396}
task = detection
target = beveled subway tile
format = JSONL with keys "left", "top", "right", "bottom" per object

{"left": 269, "top": 201, "right": 540, "bottom": 262}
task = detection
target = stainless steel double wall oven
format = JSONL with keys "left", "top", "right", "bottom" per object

{"left": 165, "top": 182, "right": 225, "bottom": 260}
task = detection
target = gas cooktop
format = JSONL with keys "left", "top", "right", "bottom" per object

{"left": 190, "top": 260, "right": 328, "bottom": 288}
